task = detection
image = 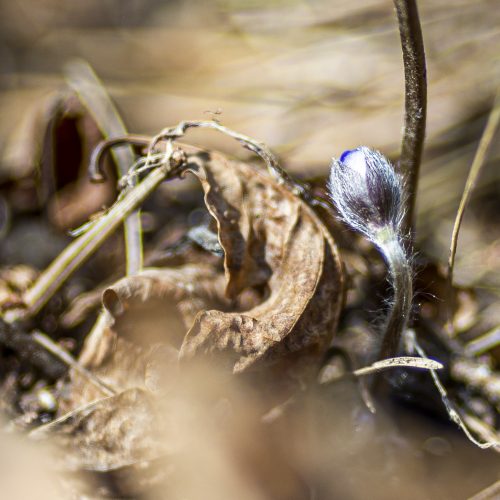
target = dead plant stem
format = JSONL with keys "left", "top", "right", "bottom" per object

{"left": 33, "top": 331, "right": 115, "bottom": 397}
{"left": 393, "top": 0, "right": 427, "bottom": 242}
{"left": 65, "top": 60, "right": 143, "bottom": 275}
{"left": 446, "top": 91, "right": 500, "bottom": 334}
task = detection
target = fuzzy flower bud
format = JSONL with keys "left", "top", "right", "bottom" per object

{"left": 327, "top": 146, "right": 413, "bottom": 363}
{"left": 328, "top": 147, "right": 404, "bottom": 245}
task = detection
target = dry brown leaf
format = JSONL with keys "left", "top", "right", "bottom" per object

{"left": 102, "top": 264, "right": 230, "bottom": 340}
{"left": 64, "top": 263, "right": 229, "bottom": 410}
{"left": 0, "top": 90, "right": 114, "bottom": 228}
{"left": 179, "top": 149, "right": 344, "bottom": 380}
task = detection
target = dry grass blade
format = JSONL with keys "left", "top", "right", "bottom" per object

{"left": 407, "top": 331, "right": 499, "bottom": 450}
{"left": 447, "top": 90, "right": 500, "bottom": 333}
{"left": 32, "top": 331, "right": 115, "bottom": 397}
{"left": 353, "top": 356, "right": 443, "bottom": 377}
{"left": 464, "top": 327, "right": 500, "bottom": 357}
{"left": 65, "top": 60, "right": 143, "bottom": 275}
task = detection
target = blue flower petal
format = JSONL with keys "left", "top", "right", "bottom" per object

{"left": 339, "top": 148, "right": 358, "bottom": 163}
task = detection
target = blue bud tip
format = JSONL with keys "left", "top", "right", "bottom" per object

{"left": 339, "top": 148, "right": 357, "bottom": 163}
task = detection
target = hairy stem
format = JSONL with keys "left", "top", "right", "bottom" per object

{"left": 394, "top": 0, "right": 427, "bottom": 242}
{"left": 377, "top": 236, "right": 413, "bottom": 360}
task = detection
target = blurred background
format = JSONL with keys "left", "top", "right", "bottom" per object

{"left": 0, "top": 0, "right": 498, "bottom": 283}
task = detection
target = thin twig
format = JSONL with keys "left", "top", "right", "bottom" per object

{"left": 461, "top": 413, "right": 500, "bottom": 456}
{"left": 263, "top": 357, "right": 440, "bottom": 423}
{"left": 157, "top": 120, "right": 299, "bottom": 190}
{"left": 407, "top": 330, "right": 499, "bottom": 450}
{"left": 447, "top": 91, "right": 500, "bottom": 334}
{"left": 32, "top": 331, "right": 115, "bottom": 397}
{"left": 155, "top": 120, "right": 330, "bottom": 208}
{"left": 88, "top": 135, "right": 152, "bottom": 182}
{"left": 393, "top": 0, "right": 427, "bottom": 241}
{"left": 89, "top": 121, "right": 331, "bottom": 207}
{"left": 65, "top": 60, "right": 143, "bottom": 275}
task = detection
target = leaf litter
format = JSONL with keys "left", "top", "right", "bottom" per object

{"left": 0, "top": 81, "right": 499, "bottom": 499}
{"left": 5, "top": 117, "right": 346, "bottom": 491}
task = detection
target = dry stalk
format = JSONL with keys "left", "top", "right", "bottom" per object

{"left": 446, "top": 91, "right": 500, "bottom": 334}
{"left": 406, "top": 330, "right": 499, "bottom": 450}
{"left": 65, "top": 60, "right": 143, "bottom": 275}
{"left": 393, "top": 0, "right": 427, "bottom": 243}
{"left": 33, "top": 331, "right": 115, "bottom": 397}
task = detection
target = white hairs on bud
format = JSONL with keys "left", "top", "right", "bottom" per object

{"left": 328, "top": 147, "right": 406, "bottom": 244}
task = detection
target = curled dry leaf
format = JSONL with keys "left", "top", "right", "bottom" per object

{"left": 179, "top": 150, "right": 344, "bottom": 379}
{"left": 1, "top": 90, "right": 114, "bottom": 228}
{"left": 64, "top": 264, "right": 229, "bottom": 410}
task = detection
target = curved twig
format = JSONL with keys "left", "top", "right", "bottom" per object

{"left": 154, "top": 120, "right": 329, "bottom": 208}
{"left": 89, "top": 134, "right": 152, "bottom": 182}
